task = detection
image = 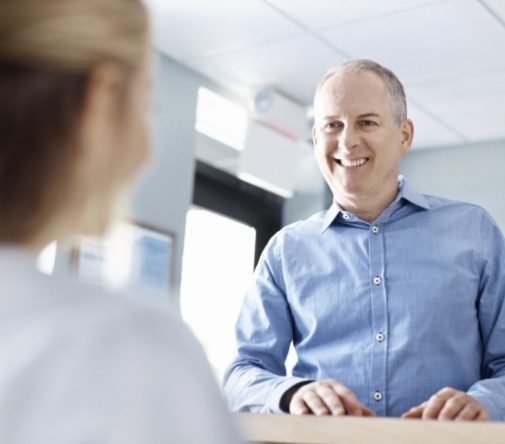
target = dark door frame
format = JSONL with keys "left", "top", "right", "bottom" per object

{"left": 192, "top": 160, "right": 284, "bottom": 267}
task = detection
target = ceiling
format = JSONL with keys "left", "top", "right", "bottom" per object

{"left": 145, "top": 0, "right": 505, "bottom": 151}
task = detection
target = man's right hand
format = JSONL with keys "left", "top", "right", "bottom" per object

{"left": 289, "top": 379, "right": 376, "bottom": 417}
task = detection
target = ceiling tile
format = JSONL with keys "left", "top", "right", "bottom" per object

{"left": 320, "top": 0, "right": 505, "bottom": 85}
{"left": 481, "top": 0, "right": 505, "bottom": 21}
{"left": 145, "top": 0, "right": 301, "bottom": 61}
{"left": 408, "top": 70, "right": 505, "bottom": 142}
{"left": 407, "top": 101, "right": 465, "bottom": 150}
{"left": 266, "top": 0, "right": 446, "bottom": 31}
{"left": 186, "top": 34, "right": 346, "bottom": 104}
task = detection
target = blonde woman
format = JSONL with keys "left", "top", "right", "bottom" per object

{"left": 0, "top": 1, "right": 239, "bottom": 442}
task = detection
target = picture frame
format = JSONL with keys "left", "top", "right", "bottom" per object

{"left": 72, "top": 220, "right": 175, "bottom": 297}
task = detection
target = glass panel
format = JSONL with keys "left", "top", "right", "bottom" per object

{"left": 180, "top": 206, "right": 256, "bottom": 383}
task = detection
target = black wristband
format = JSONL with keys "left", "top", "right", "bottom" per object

{"left": 279, "top": 380, "right": 313, "bottom": 413}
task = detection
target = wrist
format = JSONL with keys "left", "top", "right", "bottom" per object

{"left": 280, "top": 380, "right": 313, "bottom": 413}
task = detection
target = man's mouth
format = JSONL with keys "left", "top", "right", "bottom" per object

{"left": 335, "top": 157, "right": 369, "bottom": 168}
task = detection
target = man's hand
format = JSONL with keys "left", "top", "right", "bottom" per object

{"left": 289, "top": 379, "right": 376, "bottom": 417}
{"left": 402, "top": 387, "right": 490, "bottom": 421}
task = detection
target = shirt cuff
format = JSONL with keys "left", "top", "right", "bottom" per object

{"left": 467, "top": 389, "right": 504, "bottom": 421}
{"left": 266, "top": 377, "right": 312, "bottom": 413}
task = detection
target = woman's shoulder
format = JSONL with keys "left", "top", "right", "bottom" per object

{"left": 0, "top": 253, "right": 213, "bottom": 397}
{"left": 0, "top": 253, "right": 239, "bottom": 443}
{"left": 0, "top": 250, "right": 193, "bottom": 358}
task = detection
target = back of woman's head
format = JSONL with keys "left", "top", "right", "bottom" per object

{"left": 0, "top": 0, "right": 148, "bottom": 244}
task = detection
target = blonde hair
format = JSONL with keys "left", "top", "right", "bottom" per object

{"left": 0, "top": 0, "right": 148, "bottom": 243}
{"left": 0, "top": 0, "right": 148, "bottom": 72}
{"left": 314, "top": 59, "right": 407, "bottom": 126}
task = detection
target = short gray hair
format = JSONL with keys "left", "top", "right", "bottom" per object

{"left": 314, "top": 59, "right": 407, "bottom": 125}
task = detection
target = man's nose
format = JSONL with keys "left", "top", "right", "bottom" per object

{"left": 338, "top": 127, "right": 359, "bottom": 152}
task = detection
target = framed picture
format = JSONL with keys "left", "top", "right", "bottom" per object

{"left": 72, "top": 220, "right": 174, "bottom": 297}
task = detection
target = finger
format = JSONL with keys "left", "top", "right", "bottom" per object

{"left": 290, "top": 395, "right": 310, "bottom": 415}
{"left": 303, "top": 391, "right": 331, "bottom": 416}
{"left": 438, "top": 394, "right": 467, "bottom": 420}
{"left": 362, "top": 406, "right": 377, "bottom": 417}
{"left": 402, "top": 401, "right": 428, "bottom": 419}
{"left": 422, "top": 388, "right": 456, "bottom": 420}
{"left": 331, "top": 382, "right": 366, "bottom": 416}
{"left": 314, "top": 385, "right": 346, "bottom": 416}
{"left": 476, "top": 409, "right": 490, "bottom": 421}
{"left": 454, "top": 403, "right": 480, "bottom": 421}
{"left": 402, "top": 404, "right": 425, "bottom": 419}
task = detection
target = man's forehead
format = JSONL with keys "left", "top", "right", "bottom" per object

{"left": 315, "top": 71, "right": 388, "bottom": 117}
{"left": 321, "top": 70, "right": 385, "bottom": 94}
{"left": 319, "top": 111, "right": 382, "bottom": 121}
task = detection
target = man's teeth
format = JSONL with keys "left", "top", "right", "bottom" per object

{"left": 339, "top": 158, "right": 368, "bottom": 167}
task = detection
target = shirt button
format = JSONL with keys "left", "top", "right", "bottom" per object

{"left": 343, "top": 213, "right": 350, "bottom": 220}
{"left": 373, "top": 276, "right": 382, "bottom": 285}
{"left": 374, "top": 391, "right": 383, "bottom": 401}
{"left": 376, "top": 332, "right": 385, "bottom": 342}
{"left": 371, "top": 225, "right": 379, "bottom": 234}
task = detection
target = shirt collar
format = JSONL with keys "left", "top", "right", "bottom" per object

{"left": 320, "top": 201, "right": 341, "bottom": 233}
{"left": 397, "top": 175, "right": 430, "bottom": 211}
{"left": 320, "top": 176, "right": 430, "bottom": 233}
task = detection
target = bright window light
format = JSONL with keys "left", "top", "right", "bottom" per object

{"left": 195, "top": 87, "right": 248, "bottom": 151}
{"left": 36, "top": 241, "right": 57, "bottom": 275}
{"left": 180, "top": 206, "right": 256, "bottom": 383}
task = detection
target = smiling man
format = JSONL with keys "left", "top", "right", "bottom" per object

{"left": 224, "top": 59, "right": 505, "bottom": 421}
{"left": 312, "top": 64, "right": 412, "bottom": 224}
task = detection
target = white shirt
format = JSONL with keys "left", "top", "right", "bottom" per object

{"left": 0, "top": 247, "right": 240, "bottom": 443}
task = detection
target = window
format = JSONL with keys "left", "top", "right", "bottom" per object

{"left": 180, "top": 206, "right": 256, "bottom": 382}
{"left": 195, "top": 87, "right": 248, "bottom": 151}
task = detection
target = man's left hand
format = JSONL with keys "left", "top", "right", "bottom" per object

{"left": 401, "top": 387, "right": 489, "bottom": 421}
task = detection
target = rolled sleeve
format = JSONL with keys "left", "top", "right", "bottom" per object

{"left": 224, "top": 234, "right": 299, "bottom": 412}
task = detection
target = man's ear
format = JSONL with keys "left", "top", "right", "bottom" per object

{"left": 312, "top": 125, "right": 318, "bottom": 158}
{"left": 400, "top": 118, "right": 414, "bottom": 155}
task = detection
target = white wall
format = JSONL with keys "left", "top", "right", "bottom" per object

{"left": 283, "top": 142, "right": 329, "bottom": 225}
{"left": 400, "top": 139, "right": 505, "bottom": 231}
{"left": 131, "top": 54, "right": 201, "bottom": 292}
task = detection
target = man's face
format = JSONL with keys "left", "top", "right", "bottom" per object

{"left": 312, "top": 71, "right": 413, "bottom": 205}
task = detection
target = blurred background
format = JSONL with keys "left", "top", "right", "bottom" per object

{"left": 43, "top": 0, "right": 505, "bottom": 383}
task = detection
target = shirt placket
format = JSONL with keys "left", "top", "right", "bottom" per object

{"left": 369, "top": 222, "right": 388, "bottom": 416}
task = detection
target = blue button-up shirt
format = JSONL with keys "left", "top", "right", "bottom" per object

{"left": 224, "top": 178, "right": 505, "bottom": 420}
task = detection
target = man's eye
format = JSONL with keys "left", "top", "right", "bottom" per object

{"left": 324, "top": 122, "right": 340, "bottom": 132}
{"left": 361, "top": 120, "right": 377, "bottom": 127}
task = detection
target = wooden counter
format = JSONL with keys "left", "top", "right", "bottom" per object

{"left": 235, "top": 413, "right": 505, "bottom": 444}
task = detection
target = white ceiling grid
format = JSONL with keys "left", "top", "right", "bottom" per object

{"left": 146, "top": 0, "right": 505, "bottom": 150}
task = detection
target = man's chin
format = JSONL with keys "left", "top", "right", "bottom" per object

{"left": 331, "top": 182, "right": 367, "bottom": 201}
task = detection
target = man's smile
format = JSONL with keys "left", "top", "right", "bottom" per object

{"left": 334, "top": 157, "right": 369, "bottom": 168}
